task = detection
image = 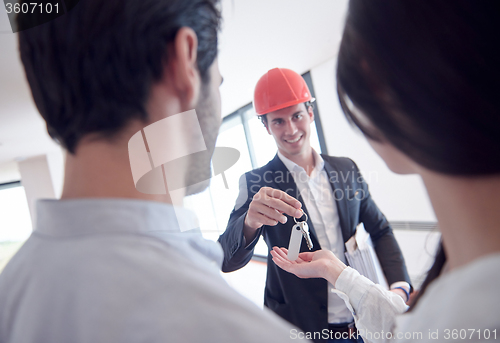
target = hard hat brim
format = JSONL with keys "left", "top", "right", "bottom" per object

{"left": 255, "top": 97, "right": 315, "bottom": 116}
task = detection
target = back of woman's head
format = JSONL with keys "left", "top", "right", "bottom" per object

{"left": 337, "top": 0, "right": 500, "bottom": 175}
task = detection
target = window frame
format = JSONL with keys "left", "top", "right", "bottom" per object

{"left": 0, "top": 181, "right": 21, "bottom": 191}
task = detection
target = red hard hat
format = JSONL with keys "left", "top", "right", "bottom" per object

{"left": 253, "top": 68, "right": 314, "bottom": 115}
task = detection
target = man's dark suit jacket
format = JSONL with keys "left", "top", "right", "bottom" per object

{"left": 218, "top": 154, "right": 411, "bottom": 338}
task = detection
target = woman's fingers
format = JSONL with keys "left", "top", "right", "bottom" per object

{"left": 272, "top": 247, "right": 341, "bottom": 281}
{"left": 278, "top": 247, "right": 288, "bottom": 254}
{"left": 272, "top": 246, "right": 289, "bottom": 259}
{"left": 271, "top": 252, "right": 295, "bottom": 273}
{"left": 270, "top": 249, "right": 292, "bottom": 265}
{"left": 297, "top": 251, "right": 315, "bottom": 262}
{"left": 272, "top": 246, "right": 317, "bottom": 264}
{"left": 273, "top": 247, "right": 325, "bottom": 262}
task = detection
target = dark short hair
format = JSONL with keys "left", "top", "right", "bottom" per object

{"left": 17, "top": 0, "right": 221, "bottom": 154}
{"left": 258, "top": 101, "right": 314, "bottom": 127}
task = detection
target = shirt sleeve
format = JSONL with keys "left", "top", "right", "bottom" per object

{"left": 332, "top": 267, "right": 408, "bottom": 343}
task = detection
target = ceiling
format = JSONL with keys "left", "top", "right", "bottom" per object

{"left": 0, "top": 0, "right": 348, "bottom": 172}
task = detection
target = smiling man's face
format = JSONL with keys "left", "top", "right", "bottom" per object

{"left": 265, "top": 102, "right": 314, "bottom": 160}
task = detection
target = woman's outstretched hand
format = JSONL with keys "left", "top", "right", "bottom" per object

{"left": 270, "top": 246, "right": 347, "bottom": 285}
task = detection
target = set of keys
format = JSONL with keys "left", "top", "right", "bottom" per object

{"left": 287, "top": 210, "right": 313, "bottom": 261}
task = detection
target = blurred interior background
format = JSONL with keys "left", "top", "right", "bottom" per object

{"left": 0, "top": 0, "right": 439, "bottom": 307}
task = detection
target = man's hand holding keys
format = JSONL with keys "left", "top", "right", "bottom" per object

{"left": 243, "top": 187, "right": 303, "bottom": 244}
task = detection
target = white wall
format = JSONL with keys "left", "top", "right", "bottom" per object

{"left": 0, "top": 161, "right": 21, "bottom": 184}
{"left": 16, "top": 151, "right": 65, "bottom": 225}
{"left": 46, "top": 150, "right": 65, "bottom": 199}
{"left": 17, "top": 155, "right": 55, "bottom": 224}
{"left": 310, "top": 58, "right": 436, "bottom": 223}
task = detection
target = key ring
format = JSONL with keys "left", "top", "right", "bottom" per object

{"left": 293, "top": 210, "right": 308, "bottom": 224}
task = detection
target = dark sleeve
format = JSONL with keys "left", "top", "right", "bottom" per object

{"left": 352, "top": 161, "right": 412, "bottom": 290}
{"left": 218, "top": 173, "right": 263, "bottom": 273}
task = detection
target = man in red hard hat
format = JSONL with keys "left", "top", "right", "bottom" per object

{"left": 0, "top": 4, "right": 307, "bottom": 343}
{"left": 219, "top": 68, "right": 411, "bottom": 342}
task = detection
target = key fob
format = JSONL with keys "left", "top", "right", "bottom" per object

{"left": 287, "top": 224, "right": 303, "bottom": 261}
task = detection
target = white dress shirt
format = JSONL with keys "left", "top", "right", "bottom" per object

{"left": 0, "top": 198, "right": 305, "bottom": 343}
{"left": 278, "top": 149, "right": 354, "bottom": 323}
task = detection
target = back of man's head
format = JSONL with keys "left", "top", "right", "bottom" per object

{"left": 17, "top": 0, "right": 221, "bottom": 154}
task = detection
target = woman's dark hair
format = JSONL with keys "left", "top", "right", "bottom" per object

{"left": 337, "top": 0, "right": 500, "bottom": 176}
{"left": 407, "top": 241, "right": 447, "bottom": 312}
{"left": 17, "top": 0, "right": 221, "bottom": 154}
{"left": 337, "top": 1, "right": 499, "bottom": 309}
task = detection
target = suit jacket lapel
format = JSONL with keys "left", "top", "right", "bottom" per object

{"left": 322, "top": 157, "right": 351, "bottom": 243}
{"left": 268, "top": 154, "right": 319, "bottom": 243}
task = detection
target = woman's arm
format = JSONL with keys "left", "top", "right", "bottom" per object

{"left": 271, "top": 247, "right": 408, "bottom": 343}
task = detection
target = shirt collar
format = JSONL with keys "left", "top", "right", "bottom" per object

{"left": 34, "top": 198, "right": 223, "bottom": 267}
{"left": 277, "top": 149, "right": 324, "bottom": 177}
{"left": 35, "top": 198, "right": 200, "bottom": 236}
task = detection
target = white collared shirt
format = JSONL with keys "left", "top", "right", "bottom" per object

{"left": 278, "top": 149, "right": 354, "bottom": 323}
{"left": 0, "top": 198, "right": 304, "bottom": 343}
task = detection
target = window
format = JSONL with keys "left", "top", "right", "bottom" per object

{"left": 185, "top": 72, "right": 326, "bottom": 257}
{"left": 0, "top": 182, "right": 32, "bottom": 273}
